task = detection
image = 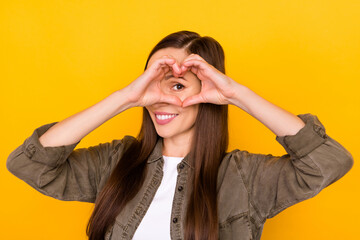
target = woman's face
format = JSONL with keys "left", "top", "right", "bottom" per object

{"left": 145, "top": 47, "right": 202, "bottom": 141}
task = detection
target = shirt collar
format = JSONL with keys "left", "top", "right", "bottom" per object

{"left": 147, "top": 137, "right": 193, "bottom": 169}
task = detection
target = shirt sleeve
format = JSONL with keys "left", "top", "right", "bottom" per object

{"left": 6, "top": 122, "right": 135, "bottom": 203}
{"left": 233, "top": 113, "right": 354, "bottom": 221}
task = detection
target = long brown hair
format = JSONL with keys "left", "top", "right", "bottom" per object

{"left": 86, "top": 30, "right": 229, "bottom": 240}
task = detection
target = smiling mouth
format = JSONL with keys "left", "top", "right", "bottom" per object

{"left": 154, "top": 112, "right": 179, "bottom": 125}
{"left": 155, "top": 114, "right": 178, "bottom": 120}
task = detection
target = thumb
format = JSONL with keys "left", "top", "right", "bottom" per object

{"left": 159, "top": 94, "right": 183, "bottom": 107}
{"left": 182, "top": 94, "right": 204, "bottom": 108}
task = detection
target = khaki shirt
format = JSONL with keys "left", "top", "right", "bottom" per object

{"left": 6, "top": 113, "right": 354, "bottom": 240}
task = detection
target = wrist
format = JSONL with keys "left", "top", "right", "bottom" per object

{"left": 227, "top": 83, "right": 251, "bottom": 112}
{"left": 111, "top": 89, "right": 138, "bottom": 115}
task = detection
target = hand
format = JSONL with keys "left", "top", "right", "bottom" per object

{"left": 124, "top": 55, "right": 183, "bottom": 107}
{"left": 179, "top": 54, "right": 239, "bottom": 107}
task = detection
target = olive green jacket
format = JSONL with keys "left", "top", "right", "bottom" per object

{"left": 6, "top": 113, "right": 354, "bottom": 240}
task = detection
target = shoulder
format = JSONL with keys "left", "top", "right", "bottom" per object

{"left": 110, "top": 135, "right": 138, "bottom": 155}
{"left": 217, "top": 149, "right": 251, "bottom": 191}
{"left": 222, "top": 148, "right": 253, "bottom": 166}
{"left": 220, "top": 148, "right": 275, "bottom": 174}
{"left": 113, "top": 135, "right": 137, "bottom": 147}
{"left": 219, "top": 149, "right": 245, "bottom": 175}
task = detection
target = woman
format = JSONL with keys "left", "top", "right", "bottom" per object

{"left": 6, "top": 30, "right": 354, "bottom": 240}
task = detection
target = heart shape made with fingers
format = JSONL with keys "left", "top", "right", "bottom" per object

{"left": 155, "top": 59, "right": 201, "bottom": 105}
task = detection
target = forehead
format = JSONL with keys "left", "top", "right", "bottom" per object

{"left": 147, "top": 47, "right": 190, "bottom": 67}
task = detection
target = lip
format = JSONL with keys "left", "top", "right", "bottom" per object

{"left": 154, "top": 111, "right": 179, "bottom": 125}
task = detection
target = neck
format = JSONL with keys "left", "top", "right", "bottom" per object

{"left": 162, "top": 131, "right": 193, "bottom": 158}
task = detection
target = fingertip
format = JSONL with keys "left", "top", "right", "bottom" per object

{"left": 183, "top": 95, "right": 203, "bottom": 107}
{"left": 167, "top": 96, "right": 182, "bottom": 107}
{"left": 171, "top": 97, "right": 181, "bottom": 106}
{"left": 167, "top": 60, "right": 175, "bottom": 65}
{"left": 182, "top": 99, "right": 191, "bottom": 108}
{"left": 173, "top": 63, "right": 181, "bottom": 73}
{"left": 176, "top": 97, "right": 183, "bottom": 107}
{"left": 181, "top": 65, "right": 188, "bottom": 72}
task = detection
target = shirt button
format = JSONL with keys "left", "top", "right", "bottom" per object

{"left": 25, "top": 144, "right": 36, "bottom": 158}
{"left": 135, "top": 206, "right": 143, "bottom": 215}
{"left": 318, "top": 128, "right": 326, "bottom": 138}
{"left": 178, "top": 186, "right": 183, "bottom": 191}
{"left": 313, "top": 124, "right": 320, "bottom": 132}
{"left": 172, "top": 217, "right": 178, "bottom": 223}
{"left": 313, "top": 124, "right": 326, "bottom": 138}
{"left": 179, "top": 163, "right": 184, "bottom": 169}
{"left": 152, "top": 179, "right": 159, "bottom": 186}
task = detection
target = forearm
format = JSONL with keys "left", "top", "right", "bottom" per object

{"left": 229, "top": 84, "right": 305, "bottom": 137}
{"left": 39, "top": 88, "right": 133, "bottom": 147}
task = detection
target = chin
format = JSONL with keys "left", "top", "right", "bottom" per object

{"left": 154, "top": 128, "right": 176, "bottom": 139}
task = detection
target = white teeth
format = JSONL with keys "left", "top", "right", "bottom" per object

{"left": 156, "top": 114, "right": 177, "bottom": 120}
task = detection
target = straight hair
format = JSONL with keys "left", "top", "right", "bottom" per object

{"left": 86, "top": 30, "right": 229, "bottom": 240}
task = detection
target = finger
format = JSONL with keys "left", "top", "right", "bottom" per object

{"left": 179, "top": 54, "right": 204, "bottom": 74}
{"left": 191, "top": 54, "right": 205, "bottom": 61}
{"left": 159, "top": 94, "right": 183, "bottom": 107}
{"left": 182, "top": 53, "right": 204, "bottom": 63}
{"left": 160, "top": 65, "right": 171, "bottom": 74}
{"left": 182, "top": 60, "right": 205, "bottom": 76}
{"left": 171, "top": 62, "right": 182, "bottom": 76}
{"left": 182, "top": 94, "right": 204, "bottom": 107}
{"left": 151, "top": 59, "right": 174, "bottom": 78}
{"left": 182, "top": 59, "right": 207, "bottom": 70}
{"left": 152, "top": 55, "right": 182, "bottom": 77}
{"left": 180, "top": 56, "right": 196, "bottom": 71}
{"left": 183, "top": 59, "right": 220, "bottom": 80}
{"left": 176, "top": 64, "right": 191, "bottom": 78}
{"left": 153, "top": 58, "right": 176, "bottom": 71}
{"left": 160, "top": 60, "right": 183, "bottom": 77}
{"left": 180, "top": 64, "right": 190, "bottom": 73}
{"left": 159, "top": 55, "right": 182, "bottom": 75}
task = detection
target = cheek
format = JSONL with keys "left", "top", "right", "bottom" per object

{"left": 194, "top": 80, "right": 201, "bottom": 94}
{"left": 178, "top": 88, "right": 200, "bottom": 102}
{"left": 185, "top": 105, "right": 199, "bottom": 122}
{"left": 182, "top": 81, "right": 201, "bottom": 102}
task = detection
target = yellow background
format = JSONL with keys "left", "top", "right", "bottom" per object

{"left": 1, "top": 0, "right": 359, "bottom": 239}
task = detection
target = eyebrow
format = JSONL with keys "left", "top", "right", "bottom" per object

{"left": 165, "top": 74, "right": 187, "bottom": 81}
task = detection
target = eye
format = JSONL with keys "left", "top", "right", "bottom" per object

{"left": 171, "top": 83, "right": 185, "bottom": 91}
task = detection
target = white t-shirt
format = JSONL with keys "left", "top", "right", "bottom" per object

{"left": 132, "top": 155, "right": 184, "bottom": 240}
